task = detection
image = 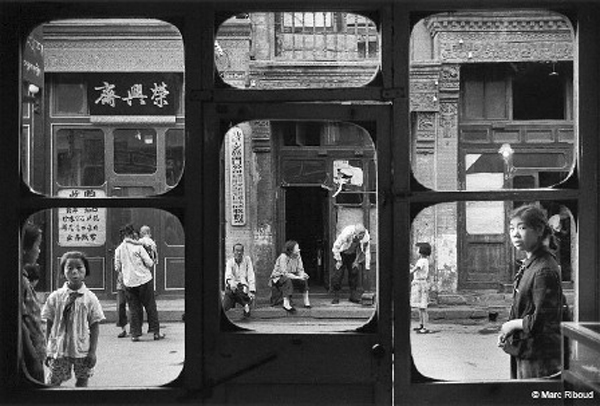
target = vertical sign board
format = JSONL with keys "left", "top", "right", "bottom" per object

{"left": 228, "top": 127, "right": 246, "bottom": 226}
{"left": 23, "top": 26, "right": 44, "bottom": 88}
{"left": 57, "top": 189, "right": 107, "bottom": 247}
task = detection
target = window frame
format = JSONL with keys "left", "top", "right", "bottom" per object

{"left": 1, "top": 1, "right": 599, "bottom": 405}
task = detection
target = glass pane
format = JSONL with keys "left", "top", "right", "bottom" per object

{"left": 114, "top": 129, "right": 157, "bottom": 174}
{"left": 22, "top": 208, "right": 184, "bottom": 386}
{"left": 465, "top": 153, "right": 504, "bottom": 234}
{"left": 282, "top": 160, "right": 327, "bottom": 184}
{"left": 166, "top": 129, "right": 184, "bottom": 187}
{"left": 221, "top": 121, "right": 377, "bottom": 332}
{"left": 56, "top": 129, "right": 105, "bottom": 187}
{"left": 566, "top": 329, "right": 600, "bottom": 391}
{"left": 410, "top": 10, "right": 575, "bottom": 190}
{"left": 53, "top": 81, "right": 87, "bottom": 115}
{"left": 216, "top": 12, "right": 380, "bottom": 89}
{"left": 276, "top": 121, "right": 372, "bottom": 148}
{"left": 21, "top": 19, "right": 185, "bottom": 196}
{"left": 411, "top": 201, "right": 576, "bottom": 381}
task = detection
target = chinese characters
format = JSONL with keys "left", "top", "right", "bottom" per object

{"left": 228, "top": 127, "right": 246, "bottom": 226}
{"left": 57, "top": 189, "right": 107, "bottom": 247}
{"left": 94, "top": 81, "right": 170, "bottom": 108}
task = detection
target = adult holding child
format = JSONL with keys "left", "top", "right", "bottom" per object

{"left": 115, "top": 224, "right": 165, "bottom": 342}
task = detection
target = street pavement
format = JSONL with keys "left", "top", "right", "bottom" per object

{"left": 43, "top": 317, "right": 510, "bottom": 388}
{"left": 47, "top": 321, "right": 185, "bottom": 388}
{"left": 411, "top": 320, "right": 511, "bottom": 381}
{"left": 34, "top": 292, "right": 516, "bottom": 387}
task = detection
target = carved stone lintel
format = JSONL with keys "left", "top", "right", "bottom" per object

{"left": 425, "top": 12, "right": 572, "bottom": 36}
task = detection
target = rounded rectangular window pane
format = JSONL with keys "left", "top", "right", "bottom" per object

{"left": 410, "top": 11, "right": 575, "bottom": 190}
{"left": 53, "top": 81, "right": 87, "bottom": 115}
{"left": 114, "top": 129, "right": 157, "bottom": 174}
{"left": 216, "top": 13, "right": 380, "bottom": 89}
{"left": 411, "top": 201, "right": 575, "bottom": 381}
{"left": 221, "top": 121, "right": 376, "bottom": 332}
{"left": 22, "top": 208, "right": 184, "bottom": 386}
{"left": 56, "top": 129, "right": 105, "bottom": 187}
{"left": 166, "top": 129, "right": 184, "bottom": 187}
{"left": 21, "top": 19, "right": 185, "bottom": 196}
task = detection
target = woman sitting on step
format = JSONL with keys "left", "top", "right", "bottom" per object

{"left": 269, "top": 240, "right": 311, "bottom": 313}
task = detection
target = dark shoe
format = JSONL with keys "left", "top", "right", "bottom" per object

{"left": 331, "top": 298, "right": 339, "bottom": 304}
{"left": 304, "top": 304, "right": 312, "bottom": 309}
{"left": 117, "top": 331, "right": 128, "bottom": 338}
{"left": 154, "top": 333, "right": 166, "bottom": 340}
{"left": 283, "top": 305, "right": 296, "bottom": 313}
{"left": 413, "top": 325, "right": 424, "bottom": 331}
{"left": 349, "top": 297, "right": 361, "bottom": 304}
{"left": 243, "top": 309, "right": 251, "bottom": 318}
{"left": 131, "top": 336, "right": 141, "bottom": 342}
{"left": 416, "top": 328, "right": 430, "bottom": 334}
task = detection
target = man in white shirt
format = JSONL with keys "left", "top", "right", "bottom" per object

{"left": 115, "top": 224, "right": 165, "bottom": 341}
{"left": 331, "top": 223, "right": 371, "bottom": 304}
{"left": 223, "top": 243, "right": 256, "bottom": 318}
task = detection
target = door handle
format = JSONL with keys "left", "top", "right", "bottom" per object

{"left": 371, "top": 343, "right": 385, "bottom": 359}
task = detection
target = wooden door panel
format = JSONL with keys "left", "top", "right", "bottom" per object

{"left": 460, "top": 242, "right": 507, "bottom": 289}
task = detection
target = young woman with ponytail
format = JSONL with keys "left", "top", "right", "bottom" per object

{"left": 497, "top": 204, "right": 564, "bottom": 379}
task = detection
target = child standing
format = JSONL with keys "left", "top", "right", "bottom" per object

{"left": 42, "top": 251, "right": 105, "bottom": 387}
{"left": 410, "top": 242, "right": 432, "bottom": 334}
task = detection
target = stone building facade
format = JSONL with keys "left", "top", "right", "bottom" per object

{"left": 24, "top": 10, "right": 575, "bottom": 301}
{"left": 218, "top": 10, "right": 575, "bottom": 301}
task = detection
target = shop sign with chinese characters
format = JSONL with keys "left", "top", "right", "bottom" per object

{"left": 23, "top": 26, "right": 44, "bottom": 88}
{"left": 57, "top": 189, "right": 106, "bottom": 247}
{"left": 228, "top": 127, "right": 246, "bottom": 226}
{"left": 88, "top": 73, "right": 178, "bottom": 116}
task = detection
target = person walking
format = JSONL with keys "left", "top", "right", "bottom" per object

{"left": 331, "top": 223, "right": 370, "bottom": 304}
{"left": 497, "top": 204, "right": 564, "bottom": 379}
{"left": 115, "top": 224, "right": 165, "bottom": 342}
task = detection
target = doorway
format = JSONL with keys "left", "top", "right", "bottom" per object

{"left": 285, "top": 186, "right": 329, "bottom": 288}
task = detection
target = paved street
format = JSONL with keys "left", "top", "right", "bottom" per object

{"left": 43, "top": 317, "right": 511, "bottom": 388}
{"left": 411, "top": 320, "right": 511, "bottom": 381}
{"left": 48, "top": 321, "right": 186, "bottom": 388}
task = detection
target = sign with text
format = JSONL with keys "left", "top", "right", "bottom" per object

{"left": 23, "top": 27, "right": 44, "bottom": 88}
{"left": 88, "top": 73, "right": 179, "bottom": 116}
{"left": 227, "top": 127, "right": 246, "bottom": 226}
{"left": 57, "top": 189, "right": 106, "bottom": 247}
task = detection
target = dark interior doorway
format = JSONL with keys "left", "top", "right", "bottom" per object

{"left": 285, "top": 187, "right": 328, "bottom": 288}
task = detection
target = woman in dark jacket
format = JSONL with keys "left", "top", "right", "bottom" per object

{"left": 498, "top": 204, "right": 564, "bottom": 379}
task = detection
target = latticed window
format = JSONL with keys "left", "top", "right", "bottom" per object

{"left": 274, "top": 12, "right": 379, "bottom": 60}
